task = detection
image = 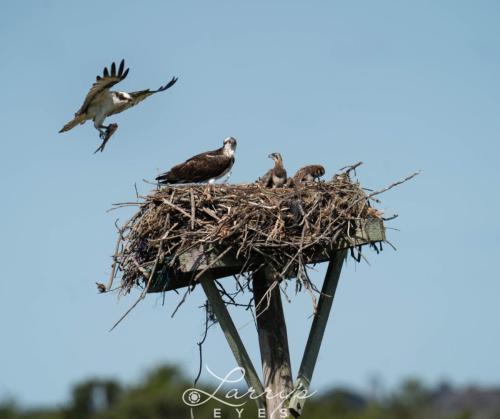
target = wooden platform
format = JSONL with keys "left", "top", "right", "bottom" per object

{"left": 147, "top": 217, "right": 385, "bottom": 417}
{"left": 147, "top": 218, "right": 385, "bottom": 293}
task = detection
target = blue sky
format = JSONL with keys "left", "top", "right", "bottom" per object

{"left": 1, "top": 0, "right": 499, "bottom": 406}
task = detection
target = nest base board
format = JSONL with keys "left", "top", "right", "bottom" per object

{"left": 147, "top": 218, "right": 385, "bottom": 293}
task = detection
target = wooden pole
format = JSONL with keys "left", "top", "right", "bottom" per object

{"left": 201, "top": 277, "right": 266, "bottom": 410}
{"left": 253, "top": 268, "right": 294, "bottom": 418}
{"left": 288, "top": 249, "right": 347, "bottom": 416}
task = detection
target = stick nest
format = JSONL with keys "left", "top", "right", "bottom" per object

{"left": 111, "top": 169, "right": 386, "bottom": 295}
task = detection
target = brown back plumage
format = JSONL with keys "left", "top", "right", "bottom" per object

{"left": 156, "top": 151, "right": 233, "bottom": 184}
{"left": 292, "top": 164, "right": 325, "bottom": 183}
{"left": 156, "top": 138, "right": 236, "bottom": 184}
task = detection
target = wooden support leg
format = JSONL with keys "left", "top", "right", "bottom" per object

{"left": 253, "top": 268, "right": 294, "bottom": 419}
{"left": 288, "top": 249, "right": 347, "bottom": 416}
{"left": 201, "top": 277, "right": 266, "bottom": 410}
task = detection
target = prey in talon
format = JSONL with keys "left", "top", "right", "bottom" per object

{"left": 94, "top": 123, "right": 118, "bottom": 153}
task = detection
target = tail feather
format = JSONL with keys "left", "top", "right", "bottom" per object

{"left": 156, "top": 172, "right": 173, "bottom": 184}
{"left": 59, "top": 114, "right": 86, "bottom": 133}
{"left": 156, "top": 171, "right": 184, "bottom": 184}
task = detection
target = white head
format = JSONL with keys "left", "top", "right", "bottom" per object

{"left": 115, "top": 91, "right": 133, "bottom": 104}
{"left": 223, "top": 137, "right": 237, "bottom": 157}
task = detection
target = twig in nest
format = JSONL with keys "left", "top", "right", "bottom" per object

{"left": 194, "top": 301, "right": 214, "bottom": 387}
{"left": 142, "top": 178, "right": 158, "bottom": 186}
{"left": 191, "top": 247, "right": 232, "bottom": 284}
{"left": 109, "top": 218, "right": 168, "bottom": 331}
{"left": 106, "top": 222, "right": 122, "bottom": 292}
{"left": 367, "top": 171, "right": 420, "bottom": 199}
{"left": 254, "top": 279, "right": 279, "bottom": 320}
{"left": 190, "top": 189, "right": 196, "bottom": 230}
{"left": 134, "top": 183, "right": 139, "bottom": 200}
{"left": 171, "top": 287, "right": 191, "bottom": 318}
{"left": 298, "top": 263, "right": 318, "bottom": 314}
{"left": 339, "top": 161, "right": 363, "bottom": 175}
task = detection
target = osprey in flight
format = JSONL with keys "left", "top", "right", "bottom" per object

{"left": 59, "top": 59, "right": 178, "bottom": 153}
{"left": 156, "top": 137, "right": 237, "bottom": 184}
{"left": 257, "top": 152, "right": 287, "bottom": 188}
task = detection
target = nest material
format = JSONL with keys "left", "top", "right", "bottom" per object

{"left": 112, "top": 171, "right": 384, "bottom": 294}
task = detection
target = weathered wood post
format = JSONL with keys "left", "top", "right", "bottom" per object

{"left": 288, "top": 249, "right": 347, "bottom": 416}
{"left": 253, "top": 268, "right": 294, "bottom": 418}
{"left": 201, "top": 276, "right": 266, "bottom": 410}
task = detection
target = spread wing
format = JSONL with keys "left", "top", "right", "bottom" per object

{"left": 157, "top": 154, "right": 233, "bottom": 184}
{"left": 76, "top": 60, "right": 129, "bottom": 116}
{"left": 108, "top": 76, "right": 178, "bottom": 116}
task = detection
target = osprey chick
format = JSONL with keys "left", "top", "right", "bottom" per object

{"left": 156, "top": 137, "right": 237, "bottom": 184}
{"left": 59, "top": 59, "right": 178, "bottom": 153}
{"left": 292, "top": 164, "right": 325, "bottom": 184}
{"left": 258, "top": 153, "right": 287, "bottom": 188}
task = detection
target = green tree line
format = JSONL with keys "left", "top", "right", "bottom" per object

{"left": 1, "top": 365, "right": 498, "bottom": 419}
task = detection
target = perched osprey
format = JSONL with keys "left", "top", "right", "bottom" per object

{"left": 59, "top": 59, "right": 178, "bottom": 153}
{"left": 291, "top": 164, "right": 325, "bottom": 184}
{"left": 258, "top": 153, "right": 287, "bottom": 188}
{"left": 156, "top": 137, "right": 237, "bottom": 184}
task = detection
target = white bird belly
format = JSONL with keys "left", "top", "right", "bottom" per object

{"left": 88, "top": 93, "right": 115, "bottom": 127}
